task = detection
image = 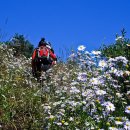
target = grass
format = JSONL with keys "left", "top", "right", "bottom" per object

{"left": 0, "top": 40, "right": 130, "bottom": 129}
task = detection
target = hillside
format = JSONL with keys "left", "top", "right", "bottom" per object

{"left": 0, "top": 36, "right": 130, "bottom": 129}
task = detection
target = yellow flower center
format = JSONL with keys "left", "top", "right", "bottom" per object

{"left": 128, "top": 107, "right": 130, "bottom": 110}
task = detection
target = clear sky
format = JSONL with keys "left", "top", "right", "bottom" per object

{"left": 0, "top": 0, "right": 130, "bottom": 58}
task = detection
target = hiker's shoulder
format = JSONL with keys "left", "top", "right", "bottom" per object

{"left": 34, "top": 47, "right": 39, "bottom": 50}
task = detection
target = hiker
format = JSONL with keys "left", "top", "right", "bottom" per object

{"left": 32, "top": 38, "right": 57, "bottom": 77}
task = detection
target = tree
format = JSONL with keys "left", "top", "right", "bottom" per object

{"left": 100, "top": 29, "right": 130, "bottom": 63}
{"left": 7, "top": 33, "right": 34, "bottom": 58}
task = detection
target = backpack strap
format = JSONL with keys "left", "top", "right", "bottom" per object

{"left": 37, "top": 47, "right": 41, "bottom": 58}
{"left": 47, "top": 49, "right": 50, "bottom": 59}
{"left": 46, "top": 46, "right": 50, "bottom": 59}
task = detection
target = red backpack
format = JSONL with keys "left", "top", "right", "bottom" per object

{"left": 37, "top": 46, "right": 50, "bottom": 59}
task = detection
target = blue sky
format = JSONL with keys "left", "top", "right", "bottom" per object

{"left": 0, "top": 0, "right": 130, "bottom": 58}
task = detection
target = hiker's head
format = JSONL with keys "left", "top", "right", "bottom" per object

{"left": 41, "top": 37, "right": 45, "bottom": 42}
{"left": 38, "top": 37, "right": 47, "bottom": 47}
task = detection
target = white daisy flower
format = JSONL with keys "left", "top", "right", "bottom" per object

{"left": 77, "top": 72, "right": 87, "bottom": 81}
{"left": 96, "top": 89, "right": 106, "bottom": 95}
{"left": 56, "top": 122, "right": 62, "bottom": 126}
{"left": 69, "top": 117, "right": 74, "bottom": 121}
{"left": 70, "top": 87, "right": 80, "bottom": 94}
{"left": 64, "top": 122, "right": 69, "bottom": 125}
{"left": 115, "top": 120, "right": 123, "bottom": 125}
{"left": 90, "top": 77, "right": 101, "bottom": 85}
{"left": 77, "top": 45, "right": 86, "bottom": 51}
{"left": 124, "top": 71, "right": 130, "bottom": 76}
{"left": 91, "top": 50, "right": 101, "bottom": 55}
{"left": 109, "top": 127, "right": 118, "bottom": 130}
{"left": 124, "top": 121, "right": 130, "bottom": 130}
{"left": 98, "top": 60, "right": 107, "bottom": 68}
{"left": 103, "top": 102, "right": 115, "bottom": 112}
{"left": 115, "top": 36, "right": 124, "bottom": 41}
{"left": 125, "top": 106, "right": 130, "bottom": 114}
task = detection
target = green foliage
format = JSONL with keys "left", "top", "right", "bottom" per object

{"left": 0, "top": 31, "right": 130, "bottom": 129}
{"left": 6, "top": 33, "right": 34, "bottom": 58}
{"left": 100, "top": 29, "right": 130, "bottom": 62}
{"left": 99, "top": 29, "right": 130, "bottom": 102}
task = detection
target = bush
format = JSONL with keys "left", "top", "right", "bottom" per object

{"left": 5, "top": 33, "right": 34, "bottom": 58}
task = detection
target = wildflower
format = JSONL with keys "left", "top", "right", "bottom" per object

{"left": 12, "top": 83, "right": 17, "bottom": 87}
{"left": 53, "top": 101, "right": 62, "bottom": 106}
{"left": 85, "top": 51, "right": 90, "bottom": 54}
{"left": 109, "top": 127, "right": 118, "bottom": 130}
{"left": 49, "top": 115, "right": 55, "bottom": 120}
{"left": 116, "top": 93, "right": 122, "bottom": 98}
{"left": 82, "top": 101, "right": 86, "bottom": 105}
{"left": 115, "top": 56, "right": 128, "bottom": 65}
{"left": 68, "top": 101, "right": 77, "bottom": 107}
{"left": 126, "top": 44, "right": 130, "bottom": 47}
{"left": 70, "top": 87, "right": 80, "bottom": 94}
{"left": 61, "top": 103, "right": 66, "bottom": 108}
{"left": 57, "top": 122, "right": 62, "bottom": 126}
{"left": 55, "top": 90, "right": 60, "bottom": 94}
{"left": 91, "top": 50, "right": 101, "bottom": 55}
{"left": 109, "top": 67, "right": 118, "bottom": 74}
{"left": 98, "top": 60, "right": 107, "bottom": 68}
{"left": 77, "top": 45, "right": 86, "bottom": 51}
{"left": 69, "top": 117, "right": 74, "bottom": 121}
{"left": 71, "top": 81, "right": 79, "bottom": 86}
{"left": 60, "top": 97, "right": 65, "bottom": 100}
{"left": 108, "top": 58, "right": 116, "bottom": 64}
{"left": 77, "top": 72, "right": 87, "bottom": 81}
{"left": 124, "top": 121, "right": 130, "bottom": 130}
{"left": 82, "top": 91, "right": 88, "bottom": 97}
{"left": 125, "top": 106, "right": 130, "bottom": 114}
{"left": 42, "top": 104, "right": 51, "bottom": 110}
{"left": 90, "top": 78, "right": 101, "bottom": 85}
{"left": 69, "top": 53, "right": 75, "bottom": 58}
{"left": 109, "top": 68, "right": 124, "bottom": 77}
{"left": 59, "top": 109, "right": 65, "bottom": 113}
{"left": 69, "top": 53, "right": 76, "bottom": 61}
{"left": 115, "top": 36, "right": 124, "bottom": 41}
{"left": 124, "top": 71, "right": 130, "bottom": 76}
{"left": 115, "top": 120, "right": 123, "bottom": 125}
{"left": 96, "top": 90, "right": 106, "bottom": 96}
{"left": 103, "top": 102, "right": 115, "bottom": 112}
{"left": 64, "top": 122, "right": 69, "bottom": 125}
{"left": 127, "top": 91, "right": 130, "bottom": 95}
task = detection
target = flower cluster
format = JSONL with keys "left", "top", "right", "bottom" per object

{"left": 0, "top": 44, "right": 130, "bottom": 129}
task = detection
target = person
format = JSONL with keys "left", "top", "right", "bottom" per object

{"left": 32, "top": 38, "right": 57, "bottom": 77}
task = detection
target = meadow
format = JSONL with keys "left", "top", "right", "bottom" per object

{"left": 0, "top": 34, "right": 130, "bottom": 130}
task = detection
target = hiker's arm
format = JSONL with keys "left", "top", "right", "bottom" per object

{"left": 51, "top": 48, "right": 54, "bottom": 53}
{"left": 50, "top": 51, "right": 57, "bottom": 60}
